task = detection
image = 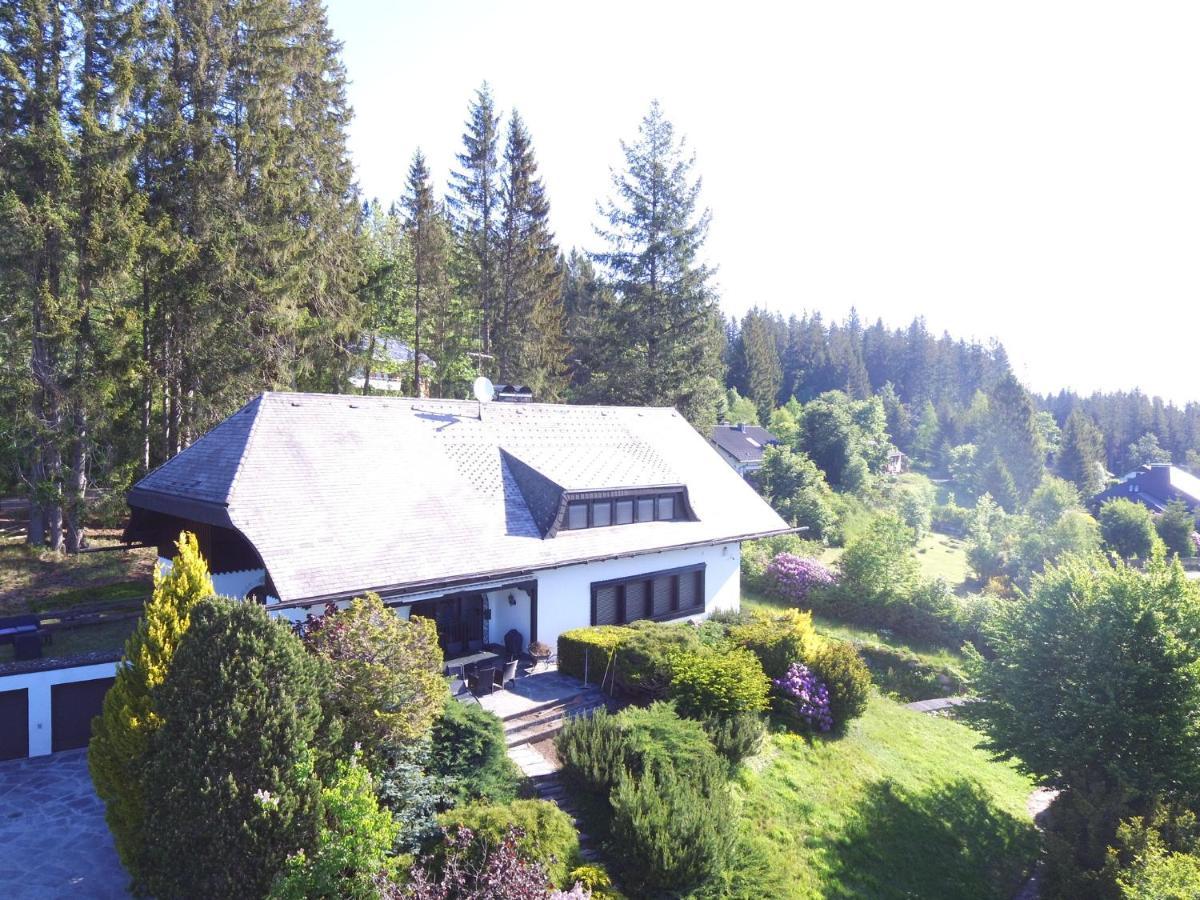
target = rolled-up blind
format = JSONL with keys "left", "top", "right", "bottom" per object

{"left": 652, "top": 575, "right": 674, "bottom": 616}
{"left": 594, "top": 584, "right": 619, "bottom": 625}
{"left": 624, "top": 580, "right": 648, "bottom": 622}
{"left": 678, "top": 569, "right": 701, "bottom": 611}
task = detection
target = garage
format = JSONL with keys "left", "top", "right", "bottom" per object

{"left": 50, "top": 677, "right": 114, "bottom": 752}
{"left": 0, "top": 688, "right": 29, "bottom": 760}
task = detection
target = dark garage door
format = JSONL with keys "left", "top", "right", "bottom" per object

{"left": 51, "top": 678, "right": 114, "bottom": 752}
{"left": 0, "top": 688, "right": 29, "bottom": 760}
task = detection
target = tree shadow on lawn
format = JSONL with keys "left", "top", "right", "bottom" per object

{"left": 822, "top": 777, "right": 1039, "bottom": 900}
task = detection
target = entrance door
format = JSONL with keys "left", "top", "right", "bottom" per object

{"left": 410, "top": 594, "right": 485, "bottom": 656}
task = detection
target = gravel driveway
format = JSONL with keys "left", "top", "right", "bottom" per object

{"left": 0, "top": 749, "right": 128, "bottom": 899}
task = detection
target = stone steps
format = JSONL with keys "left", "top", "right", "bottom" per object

{"left": 502, "top": 694, "right": 607, "bottom": 748}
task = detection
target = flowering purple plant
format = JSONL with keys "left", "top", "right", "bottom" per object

{"left": 767, "top": 554, "right": 837, "bottom": 605}
{"left": 774, "top": 662, "right": 834, "bottom": 732}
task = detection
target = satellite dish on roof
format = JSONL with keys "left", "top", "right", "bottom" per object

{"left": 473, "top": 376, "right": 495, "bottom": 403}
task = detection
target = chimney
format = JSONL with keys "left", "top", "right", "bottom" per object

{"left": 736, "top": 422, "right": 747, "bottom": 433}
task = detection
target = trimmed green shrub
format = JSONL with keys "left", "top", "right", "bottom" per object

{"left": 554, "top": 709, "right": 629, "bottom": 799}
{"left": 610, "top": 766, "right": 735, "bottom": 894}
{"left": 610, "top": 621, "right": 699, "bottom": 700}
{"left": 428, "top": 700, "right": 522, "bottom": 804}
{"left": 728, "top": 608, "right": 818, "bottom": 678}
{"left": 436, "top": 799, "right": 581, "bottom": 888}
{"left": 668, "top": 646, "right": 769, "bottom": 719}
{"left": 141, "top": 598, "right": 327, "bottom": 899}
{"left": 557, "top": 625, "right": 626, "bottom": 684}
{"left": 808, "top": 640, "right": 872, "bottom": 728}
{"left": 702, "top": 712, "right": 766, "bottom": 765}
{"left": 556, "top": 702, "right": 726, "bottom": 800}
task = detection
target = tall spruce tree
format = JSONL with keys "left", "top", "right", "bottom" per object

{"left": 592, "top": 101, "right": 724, "bottom": 428}
{"left": 402, "top": 151, "right": 443, "bottom": 395}
{"left": 1058, "top": 409, "right": 1107, "bottom": 497}
{"left": 979, "top": 373, "right": 1045, "bottom": 502}
{"left": 740, "top": 308, "right": 782, "bottom": 423}
{"left": 449, "top": 82, "right": 500, "bottom": 364}
{"left": 496, "top": 111, "right": 566, "bottom": 398}
{"left": 0, "top": 0, "right": 76, "bottom": 550}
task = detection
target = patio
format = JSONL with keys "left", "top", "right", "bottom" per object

{"left": 468, "top": 664, "right": 606, "bottom": 719}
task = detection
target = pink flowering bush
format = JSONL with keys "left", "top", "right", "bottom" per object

{"left": 773, "top": 662, "right": 834, "bottom": 733}
{"left": 767, "top": 553, "right": 837, "bottom": 605}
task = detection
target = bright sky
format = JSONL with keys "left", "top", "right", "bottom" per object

{"left": 326, "top": 1, "right": 1200, "bottom": 404}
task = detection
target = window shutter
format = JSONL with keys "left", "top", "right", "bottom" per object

{"left": 624, "top": 580, "right": 648, "bottom": 623}
{"left": 678, "top": 569, "right": 701, "bottom": 611}
{"left": 652, "top": 576, "right": 673, "bottom": 617}
{"left": 594, "top": 585, "right": 619, "bottom": 625}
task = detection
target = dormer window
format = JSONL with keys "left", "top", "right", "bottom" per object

{"left": 559, "top": 488, "right": 691, "bottom": 532}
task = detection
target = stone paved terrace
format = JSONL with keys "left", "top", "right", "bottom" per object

{"left": 0, "top": 749, "right": 128, "bottom": 899}
{"left": 477, "top": 665, "right": 604, "bottom": 719}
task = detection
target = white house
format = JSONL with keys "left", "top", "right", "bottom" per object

{"left": 124, "top": 392, "right": 790, "bottom": 657}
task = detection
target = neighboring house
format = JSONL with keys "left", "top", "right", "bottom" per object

{"left": 348, "top": 335, "right": 435, "bottom": 397}
{"left": 124, "top": 393, "right": 790, "bottom": 657}
{"left": 710, "top": 423, "right": 780, "bottom": 477}
{"left": 1091, "top": 463, "right": 1200, "bottom": 516}
{"left": 886, "top": 450, "right": 910, "bottom": 475}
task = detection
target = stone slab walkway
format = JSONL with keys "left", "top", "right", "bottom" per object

{"left": 0, "top": 749, "right": 128, "bottom": 899}
{"left": 905, "top": 695, "right": 972, "bottom": 713}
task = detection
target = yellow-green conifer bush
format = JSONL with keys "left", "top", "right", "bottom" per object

{"left": 88, "top": 531, "right": 214, "bottom": 887}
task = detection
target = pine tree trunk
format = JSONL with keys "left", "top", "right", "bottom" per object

{"left": 65, "top": 405, "right": 87, "bottom": 552}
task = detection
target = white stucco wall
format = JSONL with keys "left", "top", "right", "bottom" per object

{"left": 486, "top": 586, "right": 532, "bottom": 652}
{"left": 157, "top": 557, "right": 266, "bottom": 601}
{"left": 532, "top": 542, "right": 741, "bottom": 650}
{"left": 0, "top": 660, "right": 121, "bottom": 757}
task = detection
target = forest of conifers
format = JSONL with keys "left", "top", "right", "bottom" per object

{"left": 3, "top": 0, "right": 1199, "bottom": 551}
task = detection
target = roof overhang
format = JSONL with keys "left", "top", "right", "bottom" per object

{"left": 126, "top": 487, "right": 235, "bottom": 529}
{"left": 264, "top": 525, "right": 800, "bottom": 611}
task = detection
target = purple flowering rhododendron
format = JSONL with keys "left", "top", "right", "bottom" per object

{"left": 767, "top": 553, "right": 837, "bottom": 604}
{"left": 774, "top": 662, "right": 834, "bottom": 732}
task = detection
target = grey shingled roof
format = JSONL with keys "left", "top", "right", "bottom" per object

{"left": 710, "top": 424, "right": 779, "bottom": 463}
{"left": 130, "top": 393, "right": 790, "bottom": 603}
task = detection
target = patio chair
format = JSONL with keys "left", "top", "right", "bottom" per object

{"left": 498, "top": 658, "right": 518, "bottom": 689}
{"left": 469, "top": 666, "right": 498, "bottom": 696}
{"left": 446, "top": 664, "right": 468, "bottom": 699}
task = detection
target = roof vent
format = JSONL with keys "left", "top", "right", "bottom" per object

{"left": 495, "top": 384, "right": 534, "bottom": 403}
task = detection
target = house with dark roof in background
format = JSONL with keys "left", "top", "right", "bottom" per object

{"left": 124, "top": 393, "right": 790, "bottom": 657}
{"left": 709, "top": 423, "right": 780, "bottom": 477}
{"left": 349, "top": 335, "right": 435, "bottom": 396}
{"left": 1091, "top": 463, "right": 1200, "bottom": 517}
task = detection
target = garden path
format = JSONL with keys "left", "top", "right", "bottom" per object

{"left": 905, "top": 695, "right": 972, "bottom": 713}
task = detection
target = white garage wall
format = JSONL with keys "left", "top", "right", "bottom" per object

{"left": 0, "top": 661, "right": 121, "bottom": 757}
{"left": 532, "top": 542, "right": 741, "bottom": 651}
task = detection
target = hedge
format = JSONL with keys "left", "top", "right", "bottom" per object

{"left": 557, "top": 626, "right": 627, "bottom": 684}
{"left": 435, "top": 799, "right": 581, "bottom": 888}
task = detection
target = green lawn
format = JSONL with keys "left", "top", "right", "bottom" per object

{"left": 730, "top": 695, "right": 1037, "bottom": 899}
{"left": 0, "top": 529, "right": 154, "bottom": 616}
{"left": 814, "top": 532, "right": 970, "bottom": 592}
{"left": 0, "top": 616, "right": 136, "bottom": 664}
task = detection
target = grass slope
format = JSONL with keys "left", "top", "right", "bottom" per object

{"left": 816, "top": 532, "right": 970, "bottom": 592}
{"left": 733, "top": 695, "right": 1037, "bottom": 899}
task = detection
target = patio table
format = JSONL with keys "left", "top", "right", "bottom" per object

{"left": 444, "top": 650, "right": 502, "bottom": 675}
